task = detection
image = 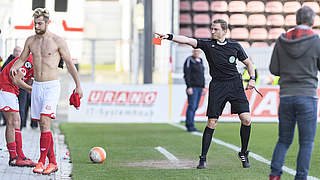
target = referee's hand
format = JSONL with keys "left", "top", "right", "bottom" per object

{"left": 245, "top": 79, "right": 255, "bottom": 90}
{"left": 155, "top": 33, "right": 168, "bottom": 40}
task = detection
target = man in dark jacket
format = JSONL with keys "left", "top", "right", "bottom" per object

{"left": 183, "top": 49, "right": 205, "bottom": 132}
{"left": 269, "top": 6, "right": 320, "bottom": 180}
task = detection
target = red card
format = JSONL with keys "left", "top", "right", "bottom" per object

{"left": 153, "top": 38, "right": 161, "bottom": 45}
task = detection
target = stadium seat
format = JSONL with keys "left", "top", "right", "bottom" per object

{"left": 179, "top": 27, "right": 192, "bottom": 37}
{"left": 229, "top": 14, "right": 247, "bottom": 26}
{"left": 238, "top": 41, "right": 250, "bottom": 48}
{"left": 231, "top": 28, "right": 249, "bottom": 39}
{"left": 285, "top": 15, "right": 296, "bottom": 26}
{"left": 192, "top": 1, "right": 209, "bottom": 12}
{"left": 194, "top": 28, "right": 211, "bottom": 38}
{"left": 313, "top": 15, "right": 320, "bottom": 27}
{"left": 248, "top": 14, "right": 266, "bottom": 26}
{"left": 193, "top": 14, "right": 210, "bottom": 25}
{"left": 228, "top": 1, "right": 246, "bottom": 12}
{"left": 265, "top": 1, "right": 283, "bottom": 13}
{"left": 267, "top": 15, "right": 285, "bottom": 26}
{"left": 251, "top": 42, "right": 269, "bottom": 47}
{"left": 283, "top": 2, "right": 301, "bottom": 13}
{"left": 212, "top": 14, "right": 229, "bottom": 23}
{"left": 302, "top": 2, "right": 320, "bottom": 13}
{"left": 268, "top": 28, "right": 286, "bottom": 40}
{"left": 211, "top": 1, "right": 228, "bottom": 12}
{"left": 249, "top": 28, "right": 268, "bottom": 40}
{"left": 180, "top": 1, "right": 191, "bottom": 11}
{"left": 246, "top": 1, "right": 264, "bottom": 13}
{"left": 179, "top": 14, "right": 192, "bottom": 24}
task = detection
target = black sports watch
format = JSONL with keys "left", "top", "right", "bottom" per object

{"left": 249, "top": 76, "right": 256, "bottom": 81}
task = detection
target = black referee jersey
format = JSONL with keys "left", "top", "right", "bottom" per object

{"left": 195, "top": 39, "right": 248, "bottom": 81}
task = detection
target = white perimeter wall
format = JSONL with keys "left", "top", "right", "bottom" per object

{"left": 68, "top": 83, "right": 320, "bottom": 123}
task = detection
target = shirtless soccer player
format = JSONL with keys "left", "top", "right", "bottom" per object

{"left": 10, "top": 8, "right": 83, "bottom": 175}
{"left": 0, "top": 54, "right": 37, "bottom": 167}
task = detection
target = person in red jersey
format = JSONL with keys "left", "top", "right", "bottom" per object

{"left": 0, "top": 54, "right": 37, "bottom": 167}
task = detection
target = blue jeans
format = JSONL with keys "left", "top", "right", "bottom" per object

{"left": 270, "top": 96, "right": 318, "bottom": 180}
{"left": 186, "top": 87, "right": 203, "bottom": 130}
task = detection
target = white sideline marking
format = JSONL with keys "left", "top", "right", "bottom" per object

{"left": 155, "top": 146, "right": 179, "bottom": 162}
{"left": 169, "top": 123, "right": 319, "bottom": 180}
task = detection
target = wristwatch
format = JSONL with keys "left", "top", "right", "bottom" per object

{"left": 249, "top": 76, "right": 256, "bottom": 81}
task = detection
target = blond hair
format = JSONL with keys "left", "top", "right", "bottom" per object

{"left": 33, "top": 8, "right": 50, "bottom": 22}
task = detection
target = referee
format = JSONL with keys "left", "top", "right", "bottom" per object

{"left": 156, "top": 19, "right": 255, "bottom": 169}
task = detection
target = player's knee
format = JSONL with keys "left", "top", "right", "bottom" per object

{"left": 207, "top": 118, "right": 218, "bottom": 128}
{"left": 239, "top": 113, "right": 251, "bottom": 126}
{"left": 241, "top": 118, "right": 251, "bottom": 126}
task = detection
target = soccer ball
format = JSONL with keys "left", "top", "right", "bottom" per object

{"left": 89, "top": 147, "right": 106, "bottom": 163}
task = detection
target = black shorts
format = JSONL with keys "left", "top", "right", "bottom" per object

{"left": 206, "top": 78, "right": 250, "bottom": 119}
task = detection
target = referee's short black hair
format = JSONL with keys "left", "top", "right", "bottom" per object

{"left": 212, "top": 19, "right": 228, "bottom": 31}
{"left": 296, "top": 6, "right": 315, "bottom": 26}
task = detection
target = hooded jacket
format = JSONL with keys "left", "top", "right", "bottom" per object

{"left": 269, "top": 27, "right": 320, "bottom": 97}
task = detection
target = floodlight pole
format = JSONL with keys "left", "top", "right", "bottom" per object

{"left": 143, "top": 0, "right": 152, "bottom": 84}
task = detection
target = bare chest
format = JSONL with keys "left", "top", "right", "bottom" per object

{"left": 30, "top": 38, "right": 58, "bottom": 58}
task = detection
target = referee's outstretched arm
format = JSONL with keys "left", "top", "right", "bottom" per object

{"left": 155, "top": 33, "right": 197, "bottom": 48}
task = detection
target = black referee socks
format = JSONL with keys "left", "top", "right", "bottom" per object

{"left": 240, "top": 124, "right": 251, "bottom": 153}
{"left": 201, "top": 126, "right": 215, "bottom": 157}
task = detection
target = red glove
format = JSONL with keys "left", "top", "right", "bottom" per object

{"left": 69, "top": 90, "right": 80, "bottom": 110}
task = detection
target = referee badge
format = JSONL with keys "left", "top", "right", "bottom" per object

{"left": 229, "top": 56, "right": 236, "bottom": 63}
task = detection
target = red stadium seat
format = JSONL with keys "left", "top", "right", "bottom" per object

{"left": 228, "top": 1, "right": 246, "bottom": 12}
{"left": 283, "top": 2, "right": 301, "bottom": 13}
{"left": 248, "top": 14, "right": 266, "bottom": 26}
{"left": 265, "top": 1, "right": 283, "bottom": 13}
{"left": 192, "top": 1, "right": 209, "bottom": 12}
{"left": 193, "top": 14, "right": 210, "bottom": 25}
{"left": 231, "top": 28, "right": 249, "bottom": 39}
{"left": 212, "top": 14, "right": 229, "bottom": 23}
{"left": 179, "top": 28, "right": 192, "bottom": 37}
{"left": 211, "top": 1, "right": 228, "bottom": 12}
{"left": 267, "top": 15, "right": 285, "bottom": 26}
{"left": 229, "top": 14, "right": 247, "bottom": 26}
{"left": 249, "top": 28, "right": 268, "bottom": 40}
{"left": 313, "top": 15, "right": 320, "bottom": 27}
{"left": 285, "top": 15, "right": 296, "bottom": 26}
{"left": 180, "top": 1, "right": 191, "bottom": 11}
{"left": 247, "top": 1, "right": 264, "bottom": 13}
{"left": 268, "top": 28, "right": 286, "bottom": 40}
{"left": 194, "top": 28, "right": 211, "bottom": 38}
{"left": 179, "top": 14, "right": 192, "bottom": 24}
{"left": 251, "top": 42, "right": 269, "bottom": 47}
{"left": 302, "top": 2, "right": 320, "bottom": 13}
{"left": 238, "top": 41, "right": 250, "bottom": 48}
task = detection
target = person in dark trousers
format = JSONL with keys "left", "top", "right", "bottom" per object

{"left": 269, "top": 6, "right": 320, "bottom": 180}
{"left": 156, "top": 18, "right": 255, "bottom": 169}
{"left": 183, "top": 48, "right": 205, "bottom": 132}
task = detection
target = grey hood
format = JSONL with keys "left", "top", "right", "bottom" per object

{"left": 278, "top": 33, "right": 319, "bottom": 58}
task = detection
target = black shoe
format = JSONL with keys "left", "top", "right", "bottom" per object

{"left": 238, "top": 151, "right": 251, "bottom": 168}
{"left": 8, "top": 157, "right": 18, "bottom": 166}
{"left": 196, "top": 156, "right": 206, "bottom": 169}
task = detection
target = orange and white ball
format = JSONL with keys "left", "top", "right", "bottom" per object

{"left": 89, "top": 147, "right": 106, "bottom": 163}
